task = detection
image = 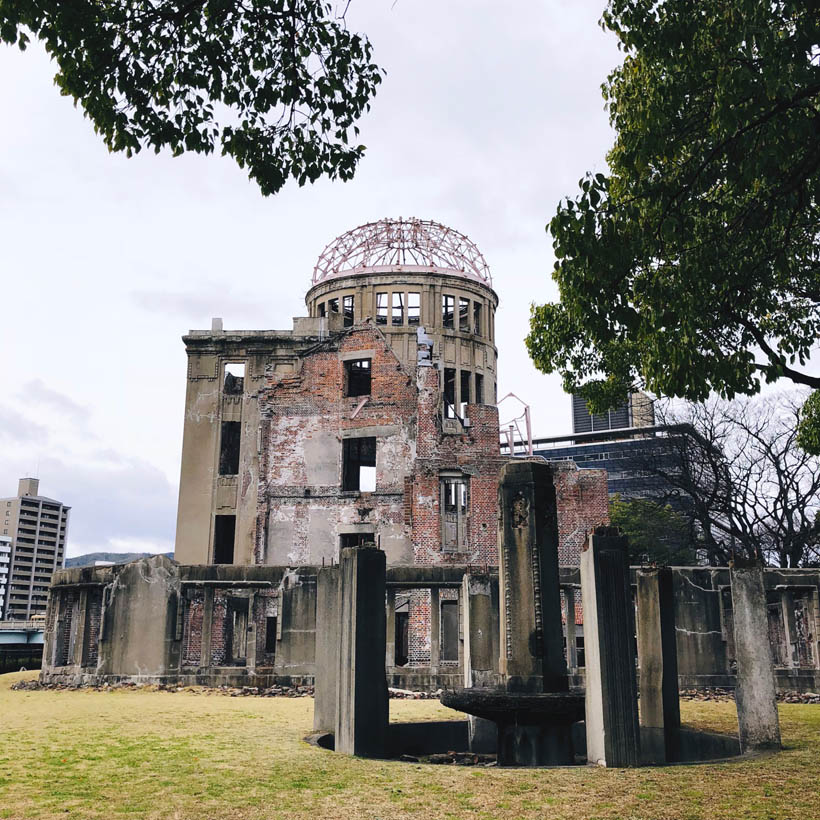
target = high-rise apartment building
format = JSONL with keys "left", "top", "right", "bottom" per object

{"left": 1, "top": 478, "right": 70, "bottom": 619}
{"left": 0, "top": 536, "right": 10, "bottom": 616}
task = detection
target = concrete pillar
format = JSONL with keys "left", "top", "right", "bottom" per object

{"left": 563, "top": 587, "right": 578, "bottom": 672}
{"left": 73, "top": 589, "right": 88, "bottom": 667}
{"left": 780, "top": 589, "right": 796, "bottom": 668}
{"left": 430, "top": 587, "right": 440, "bottom": 673}
{"left": 730, "top": 567, "right": 781, "bottom": 752}
{"left": 335, "top": 547, "right": 388, "bottom": 757}
{"left": 314, "top": 567, "right": 340, "bottom": 732}
{"left": 200, "top": 587, "right": 214, "bottom": 668}
{"left": 636, "top": 568, "right": 680, "bottom": 763}
{"left": 385, "top": 587, "right": 396, "bottom": 669}
{"left": 461, "top": 573, "right": 497, "bottom": 753}
{"left": 246, "top": 592, "right": 257, "bottom": 672}
{"left": 580, "top": 528, "right": 640, "bottom": 767}
{"left": 498, "top": 460, "right": 567, "bottom": 693}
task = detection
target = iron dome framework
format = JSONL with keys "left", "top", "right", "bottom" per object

{"left": 312, "top": 217, "right": 493, "bottom": 286}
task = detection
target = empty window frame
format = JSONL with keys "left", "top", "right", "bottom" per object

{"left": 317, "top": 302, "right": 326, "bottom": 318}
{"left": 475, "top": 373, "right": 484, "bottom": 405}
{"left": 460, "top": 369, "right": 471, "bottom": 412}
{"left": 328, "top": 297, "right": 340, "bottom": 315}
{"left": 442, "top": 295, "right": 455, "bottom": 328}
{"left": 441, "top": 475, "right": 469, "bottom": 551}
{"left": 459, "top": 298, "right": 470, "bottom": 331}
{"left": 213, "top": 515, "right": 236, "bottom": 564}
{"left": 223, "top": 362, "right": 245, "bottom": 395}
{"left": 440, "top": 600, "right": 459, "bottom": 661}
{"left": 340, "top": 532, "right": 375, "bottom": 548}
{"left": 376, "top": 292, "right": 388, "bottom": 325}
{"left": 219, "top": 421, "right": 241, "bottom": 475}
{"left": 443, "top": 368, "right": 457, "bottom": 419}
{"left": 408, "top": 292, "right": 420, "bottom": 325}
{"left": 392, "top": 292, "right": 404, "bottom": 326}
{"left": 345, "top": 358, "right": 371, "bottom": 397}
{"left": 342, "top": 437, "right": 377, "bottom": 492}
{"left": 226, "top": 597, "right": 249, "bottom": 665}
{"left": 343, "top": 295, "right": 354, "bottom": 327}
{"left": 265, "top": 616, "right": 277, "bottom": 654}
{"left": 473, "top": 302, "right": 482, "bottom": 335}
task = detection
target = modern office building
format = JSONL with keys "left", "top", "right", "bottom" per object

{"left": 1, "top": 478, "right": 70, "bottom": 619}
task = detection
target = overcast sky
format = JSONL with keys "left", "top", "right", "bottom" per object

{"left": 0, "top": 1, "right": 622, "bottom": 557}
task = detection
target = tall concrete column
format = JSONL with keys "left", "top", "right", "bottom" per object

{"left": 200, "top": 586, "right": 214, "bottom": 668}
{"left": 461, "top": 573, "right": 497, "bottom": 753}
{"left": 246, "top": 592, "right": 257, "bottom": 673}
{"left": 636, "top": 568, "right": 680, "bottom": 763}
{"left": 580, "top": 528, "right": 640, "bottom": 767}
{"left": 563, "top": 587, "right": 578, "bottom": 672}
{"left": 385, "top": 587, "right": 396, "bottom": 670}
{"left": 498, "top": 460, "right": 567, "bottom": 693}
{"left": 73, "top": 589, "right": 89, "bottom": 667}
{"left": 314, "top": 567, "right": 340, "bottom": 732}
{"left": 730, "top": 567, "right": 781, "bottom": 752}
{"left": 335, "top": 547, "right": 388, "bottom": 757}
{"left": 430, "top": 587, "right": 441, "bottom": 673}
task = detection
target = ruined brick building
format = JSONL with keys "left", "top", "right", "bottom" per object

{"left": 173, "top": 217, "right": 607, "bottom": 571}
{"left": 39, "top": 219, "right": 820, "bottom": 694}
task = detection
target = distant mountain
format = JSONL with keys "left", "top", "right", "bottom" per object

{"left": 65, "top": 551, "right": 174, "bottom": 568}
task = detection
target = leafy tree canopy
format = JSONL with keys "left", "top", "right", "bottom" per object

{"left": 0, "top": 1, "right": 382, "bottom": 194}
{"left": 526, "top": 0, "right": 819, "bottom": 439}
{"left": 609, "top": 494, "right": 697, "bottom": 566}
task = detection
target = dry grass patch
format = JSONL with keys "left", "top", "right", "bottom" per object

{"left": 1, "top": 670, "right": 818, "bottom": 820}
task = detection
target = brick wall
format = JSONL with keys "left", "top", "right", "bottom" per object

{"left": 553, "top": 462, "right": 610, "bottom": 565}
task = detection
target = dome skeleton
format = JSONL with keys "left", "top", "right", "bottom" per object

{"left": 312, "top": 217, "right": 493, "bottom": 286}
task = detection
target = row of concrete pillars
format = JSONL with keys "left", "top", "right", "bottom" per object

{"left": 583, "top": 531, "right": 781, "bottom": 765}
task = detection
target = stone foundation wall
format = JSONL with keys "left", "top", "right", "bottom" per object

{"left": 40, "top": 558, "right": 820, "bottom": 692}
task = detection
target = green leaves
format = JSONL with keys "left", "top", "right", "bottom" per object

{"left": 797, "top": 391, "right": 820, "bottom": 455}
{"left": 0, "top": 0, "right": 383, "bottom": 195}
{"left": 528, "top": 0, "right": 820, "bottom": 411}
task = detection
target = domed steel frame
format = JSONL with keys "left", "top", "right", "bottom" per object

{"left": 312, "top": 217, "right": 493, "bottom": 286}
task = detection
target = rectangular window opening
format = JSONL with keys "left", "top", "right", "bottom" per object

{"left": 408, "top": 293, "right": 420, "bottom": 325}
{"left": 392, "top": 292, "right": 404, "bottom": 326}
{"left": 345, "top": 358, "right": 371, "bottom": 397}
{"left": 223, "top": 362, "right": 245, "bottom": 395}
{"left": 442, "top": 295, "right": 455, "bottom": 329}
{"left": 443, "top": 368, "right": 456, "bottom": 419}
{"left": 265, "top": 616, "right": 277, "bottom": 654}
{"left": 219, "top": 421, "right": 241, "bottom": 475}
{"left": 340, "top": 532, "right": 375, "bottom": 549}
{"left": 441, "top": 600, "right": 459, "bottom": 661}
{"left": 328, "top": 297, "right": 340, "bottom": 315}
{"left": 459, "top": 298, "right": 470, "bottom": 331}
{"left": 441, "top": 476, "right": 469, "bottom": 551}
{"left": 317, "top": 302, "right": 326, "bottom": 318}
{"left": 342, "top": 437, "right": 377, "bottom": 492}
{"left": 376, "top": 292, "right": 388, "bottom": 325}
{"left": 460, "top": 369, "right": 471, "bottom": 414}
{"left": 473, "top": 302, "right": 482, "bottom": 335}
{"left": 343, "top": 295, "right": 354, "bottom": 326}
{"left": 213, "top": 515, "right": 236, "bottom": 564}
{"left": 475, "top": 373, "right": 484, "bottom": 405}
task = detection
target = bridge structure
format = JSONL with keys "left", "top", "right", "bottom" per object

{"left": 0, "top": 620, "right": 45, "bottom": 673}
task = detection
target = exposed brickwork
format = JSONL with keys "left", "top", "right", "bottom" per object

{"left": 553, "top": 462, "right": 609, "bottom": 565}
{"left": 253, "top": 590, "right": 279, "bottom": 667}
{"left": 255, "top": 325, "right": 505, "bottom": 568}
{"left": 182, "top": 590, "right": 204, "bottom": 666}
{"left": 210, "top": 591, "right": 228, "bottom": 666}
{"left": 83, "top": 589, "right": 102, "bottom": 666}
{"left": 407, "top": 589, "right": 431, "bottom": 666}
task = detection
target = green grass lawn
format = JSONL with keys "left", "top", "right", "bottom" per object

{"left": 1, "top": 670, "right": 818, "bottom": 820}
